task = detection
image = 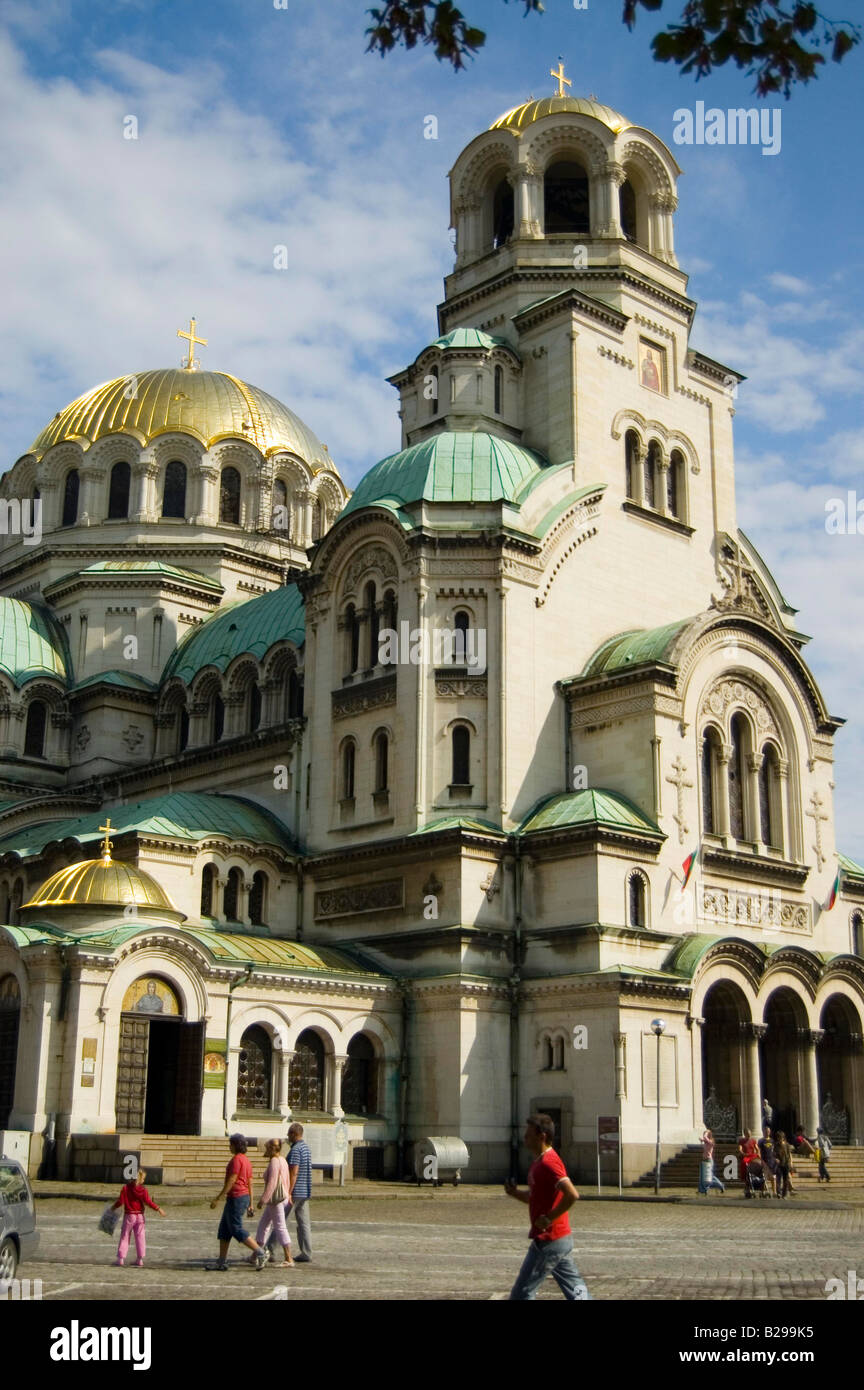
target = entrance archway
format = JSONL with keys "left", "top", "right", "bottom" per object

{"left": 761, "top": 987, "right": 807, "bottom": 1139}
{"left": 701, "top": 981, "right": 748, "bottom": 1139}
{"left": 115, "top": 975, "right": 203, "bottom": 1135}
{"left": 0, "top": 975, "right": 21, "bottom": 1129}
{"left": 818, "top": 995, "right": 861, "bottom": 1144}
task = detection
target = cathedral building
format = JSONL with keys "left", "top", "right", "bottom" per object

{"left": 1, "top": 80, "right": 863, "bottom": 1185}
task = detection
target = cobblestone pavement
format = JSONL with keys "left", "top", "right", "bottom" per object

{"left": 14, "top": 1191, "right": 864, "bottom": 1301}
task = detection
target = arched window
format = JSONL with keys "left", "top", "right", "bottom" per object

{"left": 237, "top": 1025, "right": 272, "bottom": 1110}
{"left": 289, "top": 1029, "right": 325, "bottom": 1112}
{"left": 211, "top": 693, "right": 225, "bottom": 744}
{"left": 543, "top": 1038, "right": 554, "bottom": 1070}
{"left": 342, "top": 741, "right": 356, "bottom": 800}
{"left": 61, "top": 469, "right": 79, "bottom": 527}
{"left": 625, "top": 430, "right": 640, "bottom": 500}
{"left": 380, "top": 589, "right": 398, "bottom": 665}
{"left": 853, "top": 912, "right": 864, "bottom": 956}
{"left": 200, "top": 864, "right": 217, "bottom": 918}
{"left": 341, "top": 1033, "right": 377, "bottom": 1115}
{"left": 728, "top": 713, "right": 747, "bottom": 840}
{"left": 310, "top": 498, "right": 323, "bottom": 541}
{"left": 544, "top": 160, "right": 590, "bottom": 235}
{"left": 374, "top": 730, "right": 389, "bottom": 793}
{"left": 178, "top": 705, "right": 189, "bottom": 753}
{"left": 248, "top": 682, "right": 262, "bottom": 733}
{"left": 759, "top": 744, "right": 779, "bottom": 848}
{"left": 162, "top": 460, "right": 187, "bottom": 519}
{"left": 702, "top": 728, "right": 720, "bottom": 835}
{"left": 644, "top": 441, "right": 659, "bottom": 510}
{"left": 271, "top": 479, "right": 289, "bottom": 533}
{"left": 620, "top": 179, "right": 638, "bottom": 242}
{"left": 223, "top": 867, "right": 242, "bottom": 922}
{"left": 220, "top": 467, "right": 241, "bottom": 524}
{"left": 24, "top": 701, "right": 47, "bottom": 758}
{"left": 553, "top": 1038, "right": 565, "bottom": 1070}
{"left": 428, "top": 365, "right": 439, "bottom": 417}
{"left": 451, "top": 725, "right": 470, "bottom": 786}
{"left": 667, "top": 449, "right": 684, "bottom": 519}
{"left": 107, "top": 461, "right": 131, "bottom": 519}
{"left": 345, "top": 604, "right": 361, "bottom": 674}
{"left": 453, "top": 609, "right": 470, "bottom": 665}
{"left": 365, "top": 581, "right": 378, "bottom": 668}
{"left": 628, "top": 872, "right": 646, "bottom": 928}
{"left": 492, "top": 176, "right": 514, "bottom": 248}
{"left": 494, "top": 365, "right": 503, "bottom": 415}
{"left": 248, "top": 871, "right": 267, "bottom": 926}
{"left": 287, "top": 669, "right": 303, "bottom": 718}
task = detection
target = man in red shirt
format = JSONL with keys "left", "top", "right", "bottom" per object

{"left": 505, "top": 1113, "right": 590, "bottom": 1300}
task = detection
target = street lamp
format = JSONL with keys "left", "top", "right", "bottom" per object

{"left": 651, "top": 1018, "right": 667, "bottom": 1195}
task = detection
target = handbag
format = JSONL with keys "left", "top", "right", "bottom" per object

{"left": 98, "top": 1203, "right": 119, "bottom": 1235}
{"left": 268, "top": 1159, "right": 287, "bottom": 1205}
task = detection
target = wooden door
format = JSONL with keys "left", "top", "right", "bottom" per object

{"left": 116, "top": 1016, "right": 149, "bottom": 1131}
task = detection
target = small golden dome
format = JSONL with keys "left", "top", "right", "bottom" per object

{"left": 23, "top": 857, "right": 175, "bottom": 911}
{"left": 490, "top": 95, "right": 630, "bottom": 134}
{"left": 28, "top": 369, "right": 334, "bottom": 468}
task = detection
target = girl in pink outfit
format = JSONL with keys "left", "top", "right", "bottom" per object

{"left": 255, "top": 1139, "right": 294, "bottom": 1267}
{"left": 112, "top": 1168, "right": 165, "bottom": 1267}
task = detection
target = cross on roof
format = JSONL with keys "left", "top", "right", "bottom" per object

{"left": 177, "top": 317, "right": 208, "bottom": 372}
{"left": 99, "top": 818, "right": 114, "bottom": 862}
{"left": 550, "top": 60, "right": 571, "bottom": 98}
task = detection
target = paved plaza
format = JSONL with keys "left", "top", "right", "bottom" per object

{"left": 14, "top": 1187, "right": 864, "bottom": 1302}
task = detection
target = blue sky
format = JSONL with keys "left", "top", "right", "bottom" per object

{"left": 1, "top": 0, "right": 863, "bottom": 850}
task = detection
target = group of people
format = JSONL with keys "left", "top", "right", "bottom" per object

{"left": 698, "top": 1114, "right": 833, "bottom": 1199}
{"left": 110, "top": 1121, "right": 313, "bottom": 1271}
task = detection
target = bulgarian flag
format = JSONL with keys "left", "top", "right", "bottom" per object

{"left": 826, "top": 865, "right": 841, "bottom": 912}
{"left": 681, "top": 846, "right": 699, "bottom": 891}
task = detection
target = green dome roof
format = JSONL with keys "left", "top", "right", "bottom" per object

{"left": 581, "top": 620, "right": 694, "bottom": 678}
{"left": 0, "top": 598, "right": 70, "bottom": 687}
{"left": 429, "top": 328, "right": 516, "bottom": 354}
{"left": 341, "top": 431, "right": 549, "bottom": 517}
{"left": 162, "top": 584, "right": 304, "bottom": 684}
{"left": 519, "top": 788, "right": 662, "bottom": 837}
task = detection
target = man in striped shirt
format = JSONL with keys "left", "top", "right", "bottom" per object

{"left": 287, "top": 1122, "right": 313, "bottom": 1262}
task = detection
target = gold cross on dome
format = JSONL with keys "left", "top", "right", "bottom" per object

{"left": 177, "top": 317, "right": 208, "bottom": 371}
{"left": 550, "top": 60, "right": 571, "bottom": 98}
{"left": 99, "top": 818, "right": 114, "bottom": 862}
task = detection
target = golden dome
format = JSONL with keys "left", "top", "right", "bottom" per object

{"left": 490, "top": 95, "right": 630, "bottom": 134}
{"left": 23, "top": 857, "right": 176, "bottom": 911}
{"left": 29, "top": 369, "right": 334, "bottom": 466}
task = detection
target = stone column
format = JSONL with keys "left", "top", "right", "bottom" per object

{"left": 630, "top": 439, "right": 646, "bottom": 507}
{"left": 37, "top": 479, "right": 59, "bottom": 531}
{"left": 515, "top": 163, "right": 542, "bottom": 239}
{"left": 296, "top": 489, "right": 312, "bottom": 547}
{"left": 131, "top": 462, "right": 158, "bottom": 521}
{"left": 331, "top": 1055, "right": 348, "bottom": 1119}
{"left": 276, "top": 1050, "right": 294, "bottom": 1121}
{"left": 742, "top": 1023, "right": 765, "bottom": 1133}
{"left": 801, "top": 1029, "right": 823, "bottom": 1136}
{"left": 454, "top": 195, "right": 483, "bottom": 264}
{"left": 655, "top": 447, "right": 670, "bottom": 518}
{"left": 215, "top": 876, "right": 227, "bottom": 923}
{"left": 688, "top": 1016, "right": 704, "bottom": 1129}
{"left": 747, "top": 751, "right": 764, "bottom": 850}
{"left": 613, "top": 1032, "right": 627, "bottom": 1102}
{"left": 593, "top": 161, "right": 625, "bottom": 238}
{"left": 776, "top": 759, "right": 790, "bottom": 858}
{"left": 195, "top": 465, "right": 219, "bottom": 525}
{"left": 78, "top": 467, "right": 106, "bottom": 525}
{"left": 240, "top": 879, "right": 253, "bottom": 928}
{"left": 649, "top": 192, "right": 678, "bottom": 265}
{"left": 716, "top": 744, "right": 733, "bottom": 839}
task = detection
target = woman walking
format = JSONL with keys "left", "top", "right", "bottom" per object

{"left": 210, "top": 1134, "right": 270, "bottom": 1271}
{"left": 698, "top": 1130, "right": 725, "bottom": 1195}
{"left": 737, "top": 1129, "right": 759, "bottom": 1196}
{"left": 774, "top": 1131, "right": 792, "bottom": 1197}
{"left": 255, "top": 1139, "right": 294, "bottom": 1268}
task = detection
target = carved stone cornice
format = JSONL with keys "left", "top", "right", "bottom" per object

{"left": 331, "top": 673, "right": 397, "bottom": 721}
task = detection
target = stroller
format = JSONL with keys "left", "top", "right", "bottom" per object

{"left": 744, "top": 1158, "right": 771, "bottom": 1198}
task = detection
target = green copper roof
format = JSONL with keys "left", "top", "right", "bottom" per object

{"left": 0, "top": 598, "right": 70, "bottom": 687}
{"left": 412, "top": 816, "right": 505, "bottom": 837}
{"left": 580, "top": 619, "right": 694, "bottom": 678}
{"left": 72, "top": 670, "right": 156, "bottom": 692}
{"left": 839, "top": 852, "right": 864, "bottom": 879}
{"left": 0, "top": 792, "right": 295, "bottom": 859}
{"left": 341, "top": 432, "right": 549, "bottom": 517}
{"left": 179, "top": 929, "right": 385, "bottom": 976}
{"left": 664, "top": 934, "right": 728, "bottom": 978}
{"left": 76, "top": 560, "right": 223, "bottom": 591}
{"left": 162, "top": 584, "right": 305, "bottom": 684}
{"left": 519, "top": 788, "right": 662, "bottom": 836}
{"left": 429, "top": 328, "right": 517, "bottom": 356}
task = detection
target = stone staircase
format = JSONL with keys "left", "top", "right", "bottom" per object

{"left": 635, "top": 1143, "right": 864, "bottom": 1189}
{"left": 134, "top": 1134, "right": 274, "bottom": 1184}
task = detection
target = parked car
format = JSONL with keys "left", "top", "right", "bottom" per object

{"left": 0, "top": 1158, "right": 38, "bottom": 1285}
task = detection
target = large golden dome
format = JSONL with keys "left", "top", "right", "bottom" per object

{"left": 29, "top": 369, "right": 334, "bottom": 467}
{"left": 23, "top": 856, "right": 175, "bottom": 911}
{"left": 490, "top": 95, "right": 630, "bottom": 134}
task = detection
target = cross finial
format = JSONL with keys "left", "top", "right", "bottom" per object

{"left": 177, "top": 317, "right": 208, "bottom": 372}
{"left": 550, "top": 59, "right": 571, "bottom": 98}
{"left": 99, "top": 818, "right": 114, "bottom": 863}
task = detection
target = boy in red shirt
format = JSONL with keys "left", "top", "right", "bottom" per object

{"left": 112, "top": 1168, "right": 165, "bottom": 1267}
{"left": 505, "top": 1113, "right": 590, "bottom": 1300}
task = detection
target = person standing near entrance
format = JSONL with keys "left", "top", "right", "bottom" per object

{"left": 210, "top": 1134, "right": 270, "bottom": 1271}
{"left": 816, "top": 1127, "right": 832, "bottom": 1182}
{"left": 505, "top": 1113, "right": 590, "bottom": 1301}
{"left": 112, "top": 1167, "right": 165, "bottom": 1267}
{"left": 287, "top": 1122, "right": 313, "bottom": 1262}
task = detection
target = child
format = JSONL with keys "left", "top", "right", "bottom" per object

{"left": 112, "top": 1168, "right": 165, "bottom": 1267}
